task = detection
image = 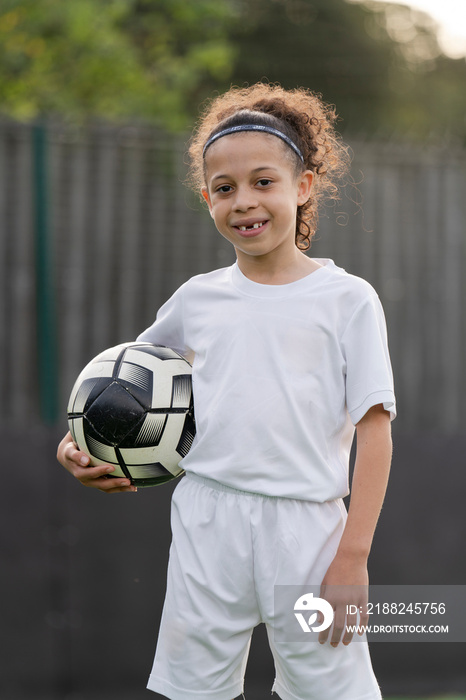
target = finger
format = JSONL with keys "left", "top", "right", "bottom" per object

{"left": 318, "top": 627, "right": 330, "bottom": 644}
{"left": 78, "top": 464, "right": 116, "bottom": 479}
{"left": 330, "top": 607, "right": 346, "bottom": 647}
{"left": 352, "top": 595, "right": 369, "bottom": 635}
{"left": 342, "top": 611, "right": 357, "bottom": 646}
{"left": 318, "top": 612, "right": 332, "bottom": 645}
{"left": 78, "top": 468, "right": 118, "bottom": 486}
{"left": 83, "top": 475, "right": 137, "bottom": 493}
{"left": 67, "top": 460, "right": 108, "bottom": 480}
{"left": 73, "top": 465, "right": 114, "bottom": 485}
{"left": 97, "top": 477, "right": 137, "bottom": 493}
{"left": 315, "top": 610, "right": 324, "bottom": 627}
{"left": 74, "top": 464, "right": 139, "bottom": 494}
{"left": 65, "top": 441, "right": 90, "bottom": 466}
{"left": 100, "top": 484, "right": 138, "bottom": 494}
{"left": 359, "top": 610, "right": 370, "bottom": 634}
{"left": 59, "top": 438, "right": 91, "bottom": 473}
{"left": 57, "top": 432, "right": 77, "bottom": 465}
{"left": 318, "top": 589, "right": 332, "bottom": 645}
{"left": 318, "top": 628, "right": 329, "bottom": 644}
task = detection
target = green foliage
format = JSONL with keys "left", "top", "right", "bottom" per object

{"left": 0, "top": 0, "right": 237, "bottom": 128}
{"left": 227, "top": 0, "right": 466, "bottom": 139}
{"left": 0, "top": 0, "right": 465, "bottom": 138}
{"left": 351, "top": 0, "right": 466, "bottom": 138}
{"left": 228, "top": 0, "right": 399, "bottom": 133}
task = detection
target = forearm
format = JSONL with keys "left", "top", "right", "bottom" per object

{"left": 337, "top": 404, "right": 393, "bottom": 562}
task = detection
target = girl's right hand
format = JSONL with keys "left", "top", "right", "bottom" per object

{"left": 56, "top": 431, "right": 137, "bottom": 493}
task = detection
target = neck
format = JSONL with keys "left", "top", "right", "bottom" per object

{"left": 236, "top": 248, "right": 321, "bottom": 285}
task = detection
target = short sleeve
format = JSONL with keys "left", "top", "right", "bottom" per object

{"left": 136, "top": 286, "right": 190, "bottom": 359}
{"left": 341, "top": 293, "right": 396, "bottom": 425}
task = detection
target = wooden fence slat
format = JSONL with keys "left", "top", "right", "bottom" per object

{"left": 0, "top": 127, "right": 7, "bottom": 417}
{"left": 421, "top": 165, "right": 442, "bottom": 428}
{"left": 117, "top": 138, "right": 145, "bottom": 342}
{"left": 91, "top": 129, "right": 119, "bottom": 352}
{"left": 11, "top": 128, "right": 35, "bottom": 420}
{"left": 144, "top": 142, "right": 172, "bottom": 324}
{"left": 440, "top": 165, "right": 465, "bottom": 432}
{"left": 59, "top": 138, "right": 92, "bottom": 403}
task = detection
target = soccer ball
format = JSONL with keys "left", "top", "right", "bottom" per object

{"left": 67, "top": 342, "right": 195, "bottom": 487}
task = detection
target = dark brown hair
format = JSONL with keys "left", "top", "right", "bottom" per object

{"left": 187, "top": 82, "right": 350, "bottom": 250}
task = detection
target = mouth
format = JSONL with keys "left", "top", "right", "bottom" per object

{"left": 233, "top": 220, "right": 268, "bottom": 237}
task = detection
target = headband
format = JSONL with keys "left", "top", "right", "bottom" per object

{"left": 203, "top": 124, "right": 305, "bottom": 163}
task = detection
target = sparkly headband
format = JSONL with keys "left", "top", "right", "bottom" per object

{"left": 202, "top": 124, "right": 305, "bottom": 163}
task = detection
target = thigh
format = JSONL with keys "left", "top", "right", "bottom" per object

{"left": 268, "top": 626, "right": 382, "bottom": 700}
{"left": 253, "top": 496, "right": 347, "bottom": 619}
{"left": 147, "top": 476, "right": 261, "bottom": 699}
{"left": 254, "top": 497, "right": 381, "bottom": 700}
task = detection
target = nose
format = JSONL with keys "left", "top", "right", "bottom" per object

{"left": 232, "top": 185, "right": 258, "bottom": 212}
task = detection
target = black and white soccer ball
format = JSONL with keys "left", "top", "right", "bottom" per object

{"left": 67, "top": 342, "right": 195, "bottom": 487}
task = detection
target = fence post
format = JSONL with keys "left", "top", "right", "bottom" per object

{"left": 33, "top": 121, "right": 59, "bottom": 424}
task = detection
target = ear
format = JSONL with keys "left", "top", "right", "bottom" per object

{"left": 296, "top": 170, "right": 314, "bottom": 206}
{"left": 201, "top": 186, "right": 213, "bottom": 217}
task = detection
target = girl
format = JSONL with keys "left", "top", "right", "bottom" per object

{"left": 58, "top": 83, "right": 396, "bottom": 700}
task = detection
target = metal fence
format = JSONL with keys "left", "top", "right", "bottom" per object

{"left": 1, "top": 120, "right": 465, "bottom": 432}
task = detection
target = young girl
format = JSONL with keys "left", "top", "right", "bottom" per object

{"left": 57, "top": 83, "right": 395, "bottom": 700}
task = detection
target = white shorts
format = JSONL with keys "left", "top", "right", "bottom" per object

{"left": 147, "top": 473, "right": 382, "bottom": 700}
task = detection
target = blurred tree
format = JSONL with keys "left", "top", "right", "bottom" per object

{"left": 0, "top": 0, "right": 237, "bottom": 129}
{"left": 228, "top": 0, "right": 466, "bottom": 139}
{"left": 350, "top": 0, "right": 466, "bottom": 138}
{"left": 0, "top": 0, "right": 464, "bottom": 138}
{"left": 229, "top": 0, "right": 397, "bottom": 133}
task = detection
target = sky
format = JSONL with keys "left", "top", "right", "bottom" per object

{"left": 368, "top": 0, "right": 466, "bottom": 58}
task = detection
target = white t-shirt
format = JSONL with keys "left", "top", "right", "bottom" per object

{"left": 137, "top": 259, "right": 396, "bottom": 502}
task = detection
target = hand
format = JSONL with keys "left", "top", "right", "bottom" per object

{"left": 318, "top": 552, "right": 369, "bottom": 647}
{"left": 56, "top": 432, "right": 137, "bottom": 493}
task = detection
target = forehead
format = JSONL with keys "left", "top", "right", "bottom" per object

{"left": 203, "top": 131, "right": 295, "bottom": 177}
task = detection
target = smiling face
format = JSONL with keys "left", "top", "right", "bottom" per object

{"left": 201, "top": 132, "right": 313, "bottom": 271}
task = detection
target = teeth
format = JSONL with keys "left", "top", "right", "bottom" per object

{"left": 238, "top": 222, "right": 264, "bottom": 231}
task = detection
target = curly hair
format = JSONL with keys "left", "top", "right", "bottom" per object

{"left": 187, "top": 82, "right": 350, "bottom": 250}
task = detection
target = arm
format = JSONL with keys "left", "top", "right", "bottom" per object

{"left": 318, "top": 403, "right": 392, "bottom": 645}
{"left": 57, "top": 432, "right": 138, "bottom": 493}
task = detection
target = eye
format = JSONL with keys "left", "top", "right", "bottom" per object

{"left": 215, "top": 184, "right": 233, "bottom": 194}
{"left": 257, "top": 178, "right": 272, "bottom": 187}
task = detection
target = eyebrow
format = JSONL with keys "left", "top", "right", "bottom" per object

{"left": 211, "top": 166, "right": 279, "bottom": 182}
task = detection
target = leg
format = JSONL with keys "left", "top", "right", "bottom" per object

{"left": 253, "top": 496, "right": 382, "bottom": 700}
{"left": 268, "top": 626, "right": 381, "bottom": 700}
{"left": 147, "top": 475, "right": 261, "bottom": 700}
